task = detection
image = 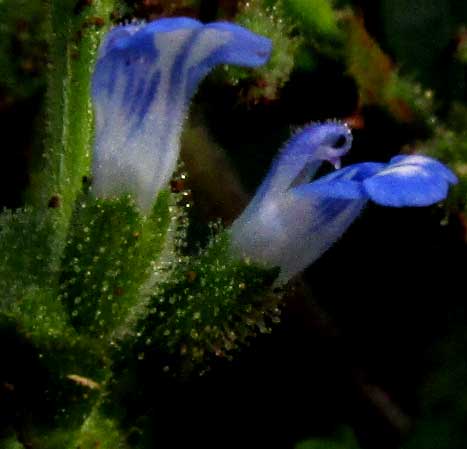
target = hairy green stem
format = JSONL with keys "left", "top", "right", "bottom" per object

{"left": 32, "top": 0, "right": 117, "bottom": 265}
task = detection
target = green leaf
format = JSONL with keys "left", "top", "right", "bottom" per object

{"left": 60, "top": 191, "right": 172, "bottom": 337}
{"left": 0, "top": 208, "right": 60, "bottom": 307}
{"left": 125, "top": 230, "right": 281, "bottom": 373}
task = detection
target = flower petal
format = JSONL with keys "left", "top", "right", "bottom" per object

{"left": 293, "top": 162, "right": 385, "bottom": 200}
{"left": 249, "top": 122, "right": 353, "bottom": 207}
{"left": 389, "top": 155, "right": 458, "bottom": 184}
{"left": 363, "top": 155, "right": 457, "bottom": 207}
{"left": 230, "top": 123, "right": 362, "bottom": 284}
{"left": 91, "top": 18, "right": 271, "bottom": 211}
{"left": 294, "top": 180, "right": 366, "bottom": 199}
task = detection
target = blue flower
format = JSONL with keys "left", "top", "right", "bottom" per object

{"left": 230, "top": 122, "right": 457, "bottom": 284}
{"left": 91, "top": 18, "right": 271, "bottom": 211}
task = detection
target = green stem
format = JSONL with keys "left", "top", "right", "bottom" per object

{"left": 32, "top": 0, "right": 117, "bottom": 265}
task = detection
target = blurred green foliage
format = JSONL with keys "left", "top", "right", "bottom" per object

{"left": 404, "top": 319, "right": 467, "bottom": 449}
{"left": 223, "top": 0, "right": 301, "bottom": 101}
{"left": 0, "top": 0, "right": 46, "bottom": 101}
{"left": 296, "top": 428, "right": 360, "bottom": 449}
{"left": 283, "top": 0, "right": 342, "bottom": 43}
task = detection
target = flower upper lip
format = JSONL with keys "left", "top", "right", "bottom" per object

{"left": 91, "top": 18, "right": 272, "bottom": 212}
